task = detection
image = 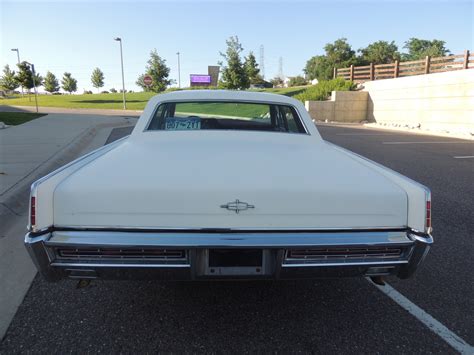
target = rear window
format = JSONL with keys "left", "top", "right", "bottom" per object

{"left": 147, "top": 101, "right": 306, "bottom": 134}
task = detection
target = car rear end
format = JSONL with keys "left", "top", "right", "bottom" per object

{"left": 24, "top": 91, "right": 433, "bottom": 282}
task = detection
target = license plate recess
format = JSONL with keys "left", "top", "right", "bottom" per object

{"left": 204, "top": 249, "right": 265, "bottom": 276}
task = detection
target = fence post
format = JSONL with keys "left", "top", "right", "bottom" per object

{"left": 370, "top": 63, "right": 374, "bottom": 81}
{"left": 333, "top": 67, "right": 337, "bottom": 79}
{"left": 349, "top": 65, "right": 354, "bottom": 81}
{"left": 394, "top": 60, "right": 399, "bottom": 78}
{"left": 424, "top": 56, "right": 431, "bottom": 74}
{"left": 463, "top": 50, "right": 470, "bottom": 69}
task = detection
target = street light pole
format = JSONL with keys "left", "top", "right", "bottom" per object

{"left": 25, "top": 61, "right": 39, "bottom": 113}
{"left": 176, "top": 52, "right": 181, "bottom": 88}
{"left": 114, "top": 37, "right": 126, "bottom": 110}
{"left": 11, "top": 48, "right": 24, "bottom": 96}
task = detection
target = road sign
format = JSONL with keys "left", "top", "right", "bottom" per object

{"left": 143, "top": 75, "right": 153, "bottom": 86}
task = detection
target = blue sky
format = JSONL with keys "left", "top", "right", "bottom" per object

{"left": 1, "top": 0, "right": 473, "bottom": 92}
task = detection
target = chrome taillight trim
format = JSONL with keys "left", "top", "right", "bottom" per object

{"left": 283, "top": 245, "right": 409, "bottom": 266}
{"left": 52, "top": 247, "right": 189, "bottom": 266}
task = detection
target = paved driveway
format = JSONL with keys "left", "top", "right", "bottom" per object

{"left": 1, "top": 124, "right": 472, "bottom": 353}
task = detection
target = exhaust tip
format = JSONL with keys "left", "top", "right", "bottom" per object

{"left": 370, "top": 276, "right": 386, "bottom": 286}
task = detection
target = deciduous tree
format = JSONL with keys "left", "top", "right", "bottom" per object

{"left": 43, "top": 71, "right": 59, "bottom": 93}
{"left": 304, "top": 55, "right": 333, "bottom": 81}
{"left": 61, "top": 72, "right": 78, "bottom": 94}
{"left": 15, "top": 62, "right": 34, "bottom": 92}
{"left": 91, "top": 67, "right": 105, "bottom": 92}
{"left": 359, "top": 40, "right": 400, "bottom": 64}
{"left": 403, "top": 38, "right": 449, "bottom": 60}
{"left": 304, "top": 38, "right": 357, "bottom": 81}
{"left": 33, "top": 72, "right": 43, "bottom": 87}
{"left": 0, "top": 65, "right": 19, "bottom": 92}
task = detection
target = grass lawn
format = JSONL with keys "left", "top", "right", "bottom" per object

{"left": 0, "top": 92, "right": 155, "bottom": 110}
{"left": 250, "top": 86, "right": 308, "bottom": 97}
{"left": 0, "top": 112, "right": 46, "bottom": 125}
{"left": 0, "top": 87, "right": 307, "bottom": 111}
{"left": 176, "top": 102, "right": 268, "bottom": 118}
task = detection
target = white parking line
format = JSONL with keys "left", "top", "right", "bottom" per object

{"left": 336, "top": 133, "right": 394, "bottom": 136}
{"left": 369, "top": 280, "right": 474, "bottom": 354}
{"left": 454, "top": 156, "right": 474, "bottom": 159}
{"left": 383, "top": 141, "right": 472, "bottom": 145}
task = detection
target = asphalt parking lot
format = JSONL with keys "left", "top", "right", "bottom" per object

{"left": 1, "top": 124, "right": 472, "bottom": 353}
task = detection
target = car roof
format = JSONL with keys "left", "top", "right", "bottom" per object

{"left": 147, "top": 89, "right": 298, "bottom": 105}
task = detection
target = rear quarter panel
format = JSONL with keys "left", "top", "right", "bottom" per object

{"left": 326, "top": 141, "right": 430, "bottom": 232}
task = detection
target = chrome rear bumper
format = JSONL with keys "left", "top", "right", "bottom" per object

{"left": 25, "top": 229, "right": 432, "bottom": 281}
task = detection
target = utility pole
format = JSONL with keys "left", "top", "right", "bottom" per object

{"left": 114, "top": 37, "right": 126, "bottom": 109}
{"left": 176, "top": 52, "right": 181, "bottom": 88}
{"left": 259, "top": 45, "right": 265, "bottom": 80}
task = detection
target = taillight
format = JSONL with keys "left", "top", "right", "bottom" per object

{"left": 425, "top": 200, "right": 431, "bottom": 233}
{"left": 30, "top": 196, "right": 36, "bottom": 231}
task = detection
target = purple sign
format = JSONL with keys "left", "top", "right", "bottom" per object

{"left": 190, "top": 74, "right": 211, "bottom": 84}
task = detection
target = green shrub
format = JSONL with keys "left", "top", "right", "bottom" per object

{"left": 288, "top": 76, "right": 307, "bottom": 87}
{"left": 294, "top": 78, "right": 355, "bottom": 102}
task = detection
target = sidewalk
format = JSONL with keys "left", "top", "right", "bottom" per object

{"left": 0, "top": 113, "right": 136, "bottom": 340}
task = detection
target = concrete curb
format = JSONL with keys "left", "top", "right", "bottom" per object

{"left": 0, "top": 105, "right": 143, "bottom": 117}
{"left": 315, "top": 121, "right": 474, "bottom": 141}
{"left": 363, "top": 123, "right": 474, "bottom": 141}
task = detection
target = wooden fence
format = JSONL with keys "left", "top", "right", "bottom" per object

{"left": 335, "top": 50, "right": 473, "bottom": 82}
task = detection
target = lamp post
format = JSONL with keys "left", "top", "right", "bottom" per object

{"left": 24, "top": 61, "right": 39, "bottom": 113}
{"left": 176, "top": 52, "right": 181, "bottom": 88}
{"left": 114, "top": 37, "right": 126, "bottom": 110}
{"left": 11, "top": 48, "right": 24, "bottom": 96}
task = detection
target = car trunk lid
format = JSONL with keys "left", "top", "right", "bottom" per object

{"left": 53, "top": 132, "right": 408, "bottom": 230}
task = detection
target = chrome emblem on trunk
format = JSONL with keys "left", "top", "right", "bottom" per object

{"left": 220, "top": 199, "right": 255, "bottom": 214}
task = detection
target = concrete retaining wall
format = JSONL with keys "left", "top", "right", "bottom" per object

{"left": 305, "top": 91, "right": 368, "bottom": 122}
{"left": 305, "top": 69, "right": 474, "bottom": 134}
{"left": 363, "top": 70, "right": 474, "bottom": 134}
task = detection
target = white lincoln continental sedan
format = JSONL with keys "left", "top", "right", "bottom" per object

{"left": 25, "top": 90, "right": 432, "bottom": 282}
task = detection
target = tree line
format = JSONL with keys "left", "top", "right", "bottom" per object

{"left": 0, "top": 37, "right": 452, "bottom": 95}
{"left": 304, "top": 38, "right": 450, "bottom": 81}
{"left": 0, "top": 64, "right": 123, "bottom": 95}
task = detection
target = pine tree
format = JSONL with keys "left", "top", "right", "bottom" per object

{"left": 219, "top": 36, "right": 249, "bottom": 90}
{"left": 0, "top": 65, "right": 19, "bottom": 92}
{"left": 43, "top": 71, "right": 60, "bottom": 93}
{"left": 244, "top": 52, "right": 260, "bottom": 84}
{"left": 136, "top": 50, "right": 172, "bottom": 92}
{"left": 61, "top": 72, "right": 78, "bottom": 94}
{"left": 91, "top": 67, "right": 105, "bottom": 92}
